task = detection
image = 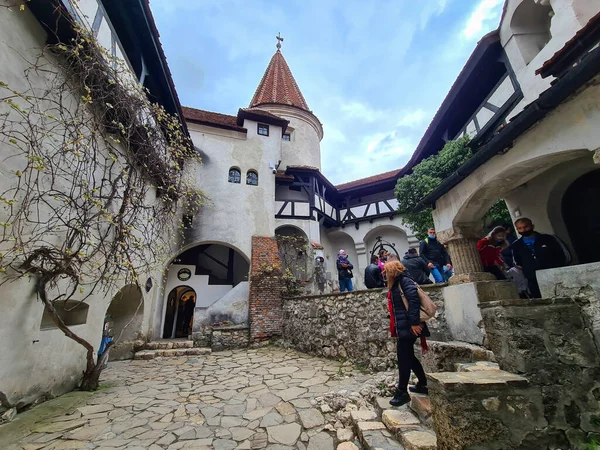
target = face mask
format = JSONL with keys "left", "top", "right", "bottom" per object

{"left": 496, "top": 239, "right": 504, "bottom": 245}
{"left": 428, "top": 234, "right": 436, "bottom": 239}
{"left": 521, "top": 230, "right": 535, "bottom": 237}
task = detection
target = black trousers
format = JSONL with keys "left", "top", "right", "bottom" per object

{"left": 396, "top": 337, "right": 427, "bottom": 393}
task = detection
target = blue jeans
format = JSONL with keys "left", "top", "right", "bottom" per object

{"left": 430, "top": 265, "right": 445, "bottom": 283}
{"left": 339, "top": 278, "right": 353, "bottom": 292}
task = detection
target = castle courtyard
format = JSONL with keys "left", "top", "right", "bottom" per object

{"left": 1, "top": 348, "right": 385, "bottom": 450}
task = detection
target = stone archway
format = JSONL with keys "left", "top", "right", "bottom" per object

{"left": 275, "top": 225, "right": 310, "bottom": 282}
{"left": 105, "top": 284, "right": 143, "bottom": 360}
{"left": 363, "top": 225, "right": 410, "bottom": 262}
{"left": 562, "top": 169, "right": 600, "bottom": 264}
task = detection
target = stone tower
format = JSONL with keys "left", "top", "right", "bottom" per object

{"left": 249, "top": 49, "right": 323, "bottom": 170}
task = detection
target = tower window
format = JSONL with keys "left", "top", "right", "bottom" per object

{"left": 247, "top": 170, "right": 258, "bottom": 186}
{"left": 257, "top": 124, "right": 269, "bottom": 136}
{"left": 282, "top": 133, "right": 291, "bottom": 141}
{"left": 228, "top": 167, "right": 241, "bottom": 183}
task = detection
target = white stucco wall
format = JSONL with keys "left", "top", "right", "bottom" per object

{"left": 0, "top": 5, "right": 166, "bottom": 406}
{"left": 184, "top": 121, "right": 281, "bottom": 259}
{"left": 500, "top": 0, "right": 598, "bottom": 121}
{"left": 255, "top": 104, "right": 323, "bottom": 170}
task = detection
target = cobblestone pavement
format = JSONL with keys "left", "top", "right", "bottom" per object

{"left": 7, "top": 347, "right": 373, "bottom": 450}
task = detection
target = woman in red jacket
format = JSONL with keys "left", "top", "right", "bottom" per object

{"left": 477, "top": 226, "right": 508, "bottom": 280}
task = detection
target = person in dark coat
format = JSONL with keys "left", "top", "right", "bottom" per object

{"left": 419, "top": 228, "right": 452, "bottom": 283}
{"left": 364, "top": 255, "right": 385, "bottom": 289}
{"left": 402, "top": 248, "right": 432, "bottom": 284}
{"left": 385, "top": 260, "right": 429, "bottom": 407}
{"left": 511, "top": 218, "right": 569, "bottom": 298}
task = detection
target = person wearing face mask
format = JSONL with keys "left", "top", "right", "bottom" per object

{"left": 510, "top": 218, "right": 569, "bottom": 298}
{"left": 477, "top": 226, "right": 509, "bottom": 280}
{"left": 419, "top": 228, "right": 452, "bottom": 283}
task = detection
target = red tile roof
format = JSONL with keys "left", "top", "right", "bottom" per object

{"left": 182, "top": 106, "right": 246, "bottom": 133}
{"left": 335, "top": 169, "right": 402, "bottom": 191}
{"left": 250, "top": 50, "right": 310, "bottom": 111}
{"left": 536, "top": 10, "right": 600, "bottom": 78}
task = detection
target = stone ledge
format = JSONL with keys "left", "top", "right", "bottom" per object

{"left": 427, "top": 370, "right": 529, "bottom": 391}
{"left": 479, "top": 296, "right": 575, "bottom": 309}
{"left": 285, "top": 283, "right": 446, "bottom": 301}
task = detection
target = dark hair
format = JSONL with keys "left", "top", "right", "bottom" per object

{"left": 370, "top": 255, "right": 379, "bottom": 264}
{"left": 378, "top": 249, "right": 386, "bottom": 257}
{"left": 514, "top": 217, "right": 533, "bottom": 226}
{"left": 407, "top": 247, "right": 417, "bottom": 254}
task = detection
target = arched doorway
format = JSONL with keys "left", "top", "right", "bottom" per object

{"left": 162, "top": 286, "right": 196, "bottom": 339}
{"left": 364, "top": 225, "right": 409, "bottom": 262}
{"left": 104, "top": 284, "right": 143, "bottom": 360}
{"left": 562, "top": 169, "right": 600, "bottom": 264}
{"left": 275, "top": 226, "right": 310, "bottom": 282}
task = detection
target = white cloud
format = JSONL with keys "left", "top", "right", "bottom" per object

{"left": 462, "top": 0, "right": 503, "bottom": 39}
{"left": 397, "top": 109, "right": 429, "bottom": 129}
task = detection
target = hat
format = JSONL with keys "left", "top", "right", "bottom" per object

{"left": 339, "top": 249, "right": 346, "bottom": 255}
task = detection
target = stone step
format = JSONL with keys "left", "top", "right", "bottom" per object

{"left": 355, "top": 421, "right": 404, "bottom": 450}
{"left": 455, "top": 361, "right": 500, "bottom": 372}
{"left": 133, "top": 347, "right": 211, "bottom": 360}
{"left": 400, "top": 430, "right": 437, "bottom": 450}
{"left": 145, "top": 340, "right": 194, "bottom": 350}
{"left": 418, "top": 340, "right": 496, "bottom": 373}
{"left": 409, "top": 394, "right": 432, "bottom": 427}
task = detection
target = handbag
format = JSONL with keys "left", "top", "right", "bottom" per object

{"left": 346, "top": 268, "right": 354, "bottom": 279}
{"left": 401, "top": 280, "right": 437, "bottom": 322}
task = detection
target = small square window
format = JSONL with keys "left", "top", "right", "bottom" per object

{"left": 282, "top": 133, "right": 291, "bottom": 141}
{"left": 258, "top": 123, "right": 269, "bottom": 136}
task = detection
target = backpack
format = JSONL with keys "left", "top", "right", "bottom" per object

{"left": 399, "top": 278, "right": 437, "bottom": 322}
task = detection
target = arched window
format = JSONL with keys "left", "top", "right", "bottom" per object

{"left": 228, "top": 167, "right": 241, "bottom": 183}
{"left": 246, "top": 170, "right": 258, "bottom": 186}
{"left": 510, "top": 0, "right": 553, "bottom": 65}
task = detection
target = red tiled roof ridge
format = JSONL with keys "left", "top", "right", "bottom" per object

{"left": 182, "top": 106, "right": 237, "bottom": 121}
{"left": 335, "top": 169, "right": 401, "bottom": 190}
{"left": 239, "top": 107, "right": 286, "bottom": 121}
{"left": 250, "top": 50, "right": 310, "bottom": 111}
{"left": 536, "top": 10, "right": 600, "bottom": 77}
{"left": 182, "top": 106, "right": 245, "bottom": 132}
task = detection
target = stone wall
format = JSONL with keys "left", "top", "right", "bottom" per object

{"left": 481, "top": 297, "right": 600, "bottom": 448}
{"left": 248, "top": 236, "right": 284, "bottom": 342}
{"left": 281, "top": 286, "right": 451, "bottom": 371}
{"left": 211, "top": 325, "right": 249, "bottom": 351}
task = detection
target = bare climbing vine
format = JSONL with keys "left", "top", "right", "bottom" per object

{"left": 0, "top": 6, "right": 204, "bottom": 390}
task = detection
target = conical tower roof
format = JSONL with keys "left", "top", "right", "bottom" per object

{"left": 249, "top": 50, "right": 310, "bottom": 111}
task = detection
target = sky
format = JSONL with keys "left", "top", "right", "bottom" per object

{"left": 150, "top": 0, "right": 505, "bottom": 185}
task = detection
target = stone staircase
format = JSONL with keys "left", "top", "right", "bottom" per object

{"left": 133, "top": 339, "right": 211, "bottom": 360}
{"left": 347, "top": 396, "right": 437, "bottom": 450}
{"left": 346, "top": 360, "right": 502, "bottom": 449}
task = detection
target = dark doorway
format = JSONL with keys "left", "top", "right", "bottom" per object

{"left": 162, "top": 286, "right": 196, "bottom": 339}
{"left": 562, "top": 169, "right": 600, "bottom": 264}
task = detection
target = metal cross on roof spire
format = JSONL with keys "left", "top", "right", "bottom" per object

{"left": 276, "top": 32, "right": 284, "bottom": 50}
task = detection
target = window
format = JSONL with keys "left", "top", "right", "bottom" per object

{"left": 257, "top": 123, "right": 269, "bottom": 136}
{"left": 228, "top": 167, "right": 241, "bottom": 183}
{"left": 40, "top": 301, "right": 89, "bottom": 330}
{"left": 247, "top": 170, "right": 258, "bottom": 186}
{"left": 510, "top": 0, "right": 553, "bottom": 65}
{"left": 282, "top": 133, "right": 291, "bottom": 141}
